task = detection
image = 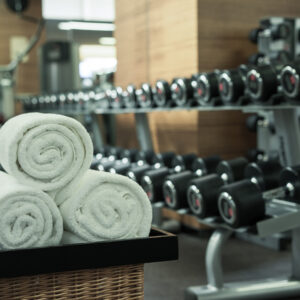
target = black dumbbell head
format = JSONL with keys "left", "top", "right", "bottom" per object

{"left": 120, "top": 149, "right": 139, "bottom": 162}
{"left": 246, "top": 65, "right": 279, "bottom": 102}
{"left": 216, "top": 157, "right": 249, "bottom": 183}
{"left": 171, "top": 78, "right": 193, "bottom": 107}
{"left": 136, "top": 150, "right": 156, "bottom": 165}
{"left": 218, "top": 179, "right": 265, "bottom": 228}
{"left": 244, "top": 160, "right": 282, "bottom": 191}
{"left": 127, "top": 164, "right": 152, "bottom": 183}
{"left": 141, "top": 167, "right": 171, "bottom": 203}
{"left": 280, "top": 165, "right": 300, "bottom": 203}
{"left": 123, "top": 84, "right": 137, "bottom": 108}
{"left": 280, "top": 63, "right": 300, "bottom": 100}
{"left": 191, "top": 155, "right": 221, "bottom": 176}
{"left": 218, "top": 70, "right": 245, "bottom": 103}
{"left": 163, "top": 171, "right": 196, "bottom": 209}
{"left": 187, "top": 174, "right": 224, "bottom": 218}
{"left": 136, "top": 83, "right": 153, "bottom": 108}
{"left": 192, "top": 72, "right": 219, "bottom": 106}
{"left": 109, "top": 161, "right": 131, "bottom": 175}
{"left": 171, "top": 153, "right": 198, "bottom": 172}
{"left": 110, "top": 87, "right": 123, "bottom": 109}
{"left": 152, "top": 152, "right": 176, "bottom": 168}
{"left": 153, "top": 80, "right": 171, "bottom": 107}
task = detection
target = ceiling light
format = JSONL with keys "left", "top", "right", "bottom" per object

{"left": 99, "top": 37, "right": 116, "bottom": 45}
{"left": 58, "top": 21, "right": 115, "bottom": 31}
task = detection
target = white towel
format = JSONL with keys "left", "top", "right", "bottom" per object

{"left": 0, "top": 113, "right": 93, "bottom": 204}
{"left": 60, "top": 170, "right": 152, "bottom": 243}
{"left": 0, "top": 172, "right": 63, "bottom": 250}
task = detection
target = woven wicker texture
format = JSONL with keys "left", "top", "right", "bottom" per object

{"left": 0, "top": 264, "right": 144, "bottom": 300}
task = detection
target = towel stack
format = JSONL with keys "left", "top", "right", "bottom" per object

{"left": 0, "top": 113, "right": 152, "bottom": 250}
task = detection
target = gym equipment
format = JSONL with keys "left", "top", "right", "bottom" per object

{"left": 136, "top": 83, "right": 153, "bottom": 108}
{"left": 191, "top": 155, "right": 221, "bottom": 176}
{"left": 216, "top": 157, "right": 249, "bottom": 183}
{"left": 127, "top": 164, "right": 153, "bottom": 184}
{"left": 123, "top": 84, "right": 137, "bottom": 108}
{"left": 171, "top": 153, "right": 198, "bottom": 173}
{"left": 218, "top": 66, "right": 247, "bottom": 104}
{"left": 187, "top": 174, "right": 224, "bottom": 218}
{"left": 280, "top": 61, "right": 300, "bottom": 101}
{"left": 217, "top": 163, "right": 300, "bottom": 228}
{"left": 170, "top": 78, "right": 193, "bottom": 107}
{"left": 186, "top": 157, "right": 248, "bottom": 218}
{"left": 191, "top": 71, "right": 220, "bottom": 106}
{"left": 163, "top": 171, "right": 197, "bottom": 209}
{"left": 141, "top": 167, "right": 171, "bottom": 203}
{"left": 152, "top": 151, "right": 176, "bottom": 168}
{"left": 109, "top": 87, "right": 124, "bottom": 109}
{"left": 246, "top": 64, "right": 284, "bottom": 102}
{"left": 153, "top": 80, "right": 171, "bottom": 107}
{"left": 109, "top": 160, "right": 131, "bottom": 175}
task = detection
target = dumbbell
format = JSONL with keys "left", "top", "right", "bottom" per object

{"left": 120, "top": 149, "right": 140, "bottom": 163}
{"left": 91, "top": 152, "right": 104, "bottom": 169}
{"left": 141, "top": 167, "right": 171, "bottom": 203}
{"left": 244, "top": 160, "right": 282, "bottom": 191}
{"left": 136, "top": 83, "right": 153, "bottom": 108}
{"left": 123, "top": 85, "right": 137, "bottom": 108}
{"left": 163, "top": 171, "right": 198, "bottom": 209}
{"left": 152, "top": 151, "right": 176, "bottom": 168}
{"left": 246, "top": 64, "right": 283, "bottom": 103}
{"left": 109, "top": 160, "right": 132, "bottom": 175}
{"left": 218, "top": 66, "right": 248, "bottom": 104}
{"left": 170, "top": 78, "right": 193, "bottom": 107}
{"left": 110, "top": 87, "right": 124, "bottom": 109}
{"left": 135, "top": 150, "right": 157, "bottom": 165}
{"left": 38, "top": 95, "right": 46, "bottom": 110}
{"left": 95, "top": 156, "right": 117, "bottom": 171}
{"left": 58, "top": 93, "right": 67, "bottom": 109}
{"left": 142, "top": 154, "right": 219, "bottom": 203}
{"left": 216, "top": 156, "right": 249, "bottom": 183}
{"left": 127, "top": 163, "right": 153, "bottom": 183}
{"left": 280, "top": 61, "right": 300, "bottom": 101}
{"left": 246, "top": 148, "right": 266, "bottom": 162}
{"left": 191, "top": 71, "right": 220, "bottom": 106}
{"left": 94, "top": 90, "right": 110, "bottom": 109}
{"left": 153, "top": 80, "right": 171, "bottom": 107}
{"left": 171, "top": 153, "right": 198, "bottom": 173}
{"left": 101, "top": 146, "right": 124, "bottom": 160}
{"left": 217, "top": 163, "right": 299, "bottom": 228}
{"left": 191, "top": 155, "right": 221, "bottom": 176}
{"left": 186, "top": 157, "right": 248, "bottom": 218}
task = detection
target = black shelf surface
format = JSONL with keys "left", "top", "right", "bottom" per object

{"left": 0, "top": 227, "right": 178, "bottom": 278}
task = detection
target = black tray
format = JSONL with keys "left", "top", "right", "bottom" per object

{"left": 0, "top": 227, "right": 178, "bottom": 278}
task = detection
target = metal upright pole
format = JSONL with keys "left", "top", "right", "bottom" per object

{"left": 135, "top": 113, "right": 154, "bottom": 151}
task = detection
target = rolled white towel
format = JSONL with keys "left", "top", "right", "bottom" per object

{"left": 0, "top": 113, "right": 93, "bottom": 204}
{"left": 60, "top": 170, "right": 152, "bottom": 243}
{"left": 0, "top": 172, "right": 63, "bottom": 250}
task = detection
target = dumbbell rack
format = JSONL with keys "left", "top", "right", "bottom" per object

{"left": 24, "top": 100, "right": 300, "bottom": 299}
{"left": 185, "top": 108, "right": 300, "bottom": 299}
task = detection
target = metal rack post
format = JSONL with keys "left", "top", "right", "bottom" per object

{"left": 134, "top": 113, "right": 154, "bottom": 151}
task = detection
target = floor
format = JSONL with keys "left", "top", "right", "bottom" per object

{"left": 144, "top": 231, "right": 292, "bottom": 300}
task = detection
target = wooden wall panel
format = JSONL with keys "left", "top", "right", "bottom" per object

{"left": 148, "top": 0, "right": 199, "bottom": 83}
{"left": 115, "top": 0, "right": 148, "bottom": 87}
{"left": 0, "top": 0, "right": 45, "bottom": 94}
{"left": 114, "top": 0, "right": 147, "bottom": 148}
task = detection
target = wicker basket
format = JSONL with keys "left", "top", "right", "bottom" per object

{"left": 0, "top": 264, "right": 144, "bottom": 300}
